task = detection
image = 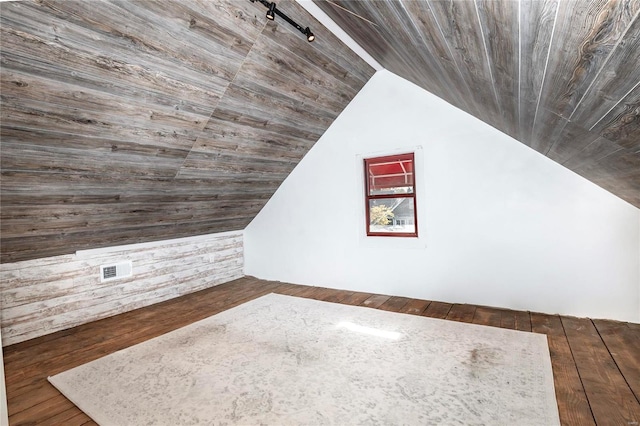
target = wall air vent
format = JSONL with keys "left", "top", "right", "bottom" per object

{"left": 100, "top": 261, "right": 132, "bottom": 282}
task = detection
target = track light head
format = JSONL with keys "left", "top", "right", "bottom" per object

{"left": 250, "top": 0, "right": 314, "bottom": 43}
{"left": 305, "top": 27, "right": 315, "bottom": 42}
{"left": 266, "top": 2, "right": 276, "bottom": 20}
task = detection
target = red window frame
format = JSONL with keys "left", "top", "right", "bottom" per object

{"left": 364, "top": 152, "right": 418, "bottom": 237}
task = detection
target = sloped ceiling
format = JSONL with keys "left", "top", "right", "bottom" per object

{"left": 0, "top": 0, "right": 374, "bottom": 262}
{"left": 2, "top": 0, "right": 638, "bottom": 264}
{"left": 315, "top": 0, "right": 640, "bottom": 207}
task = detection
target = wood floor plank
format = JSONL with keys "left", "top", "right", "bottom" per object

{"left": 446, "top": 304, "right": 476, "bottom": 323}
{"left": 562, "top": 316, "right": 640, "bottom": 425}
{"left": 210, "top": 281, "right": 289, "bottom": 311}
{"left": 472, "top": 306, "right": 503, "bottom": 328}
{"left": 377, "top": 296, "right": 411, "bottom": 313}
{"left": 592, "top": 319, "right": 640, "bottom": 403}
{"left": 421, "top": 301, "right": 452, "bottom": 319}
{"left": 3, "top": 277, "right": 637, "bottom": 426}
{"left": 9, "top": 394, "right": 74, "bottom": 425}
{"left": 530, "top": 313, "right": 595, "bottom": 426}
{"left": 397, "top": 298, "right": 431, "bottom": 315}
{"left": 7, "top": 380, "right": 58, "bottom": 416}
{"left": 500, "top": 309, "right": 517, "bottom": 330}
{"left": 515, "top": 310, "right": 532, "bottom": 332}
{"left": 361, "top": 294, "right": 391, "bottom": 309}
{"left": 38, "top": 406, "right": 90, "bottom": 426}
{"left": 306, "top": 287, "right": 342, "bottom": 302}
{"left": 316, "top": 289, "right": 354, "bottom": 304}
{"left": 272, "top": 284, "right": 314, "bottom": 297}
{"left": 288, "top": 285, "right": 324, "bottom": 299}
{"left": 3, "top": 326, "right": 77, "bottom": 356}
{"left": 339, "top": 291, "right": 374, "bottom": 307}
{"left": 265, "top": 282, "right": 305, "bottom": 295}
{"left": 298, "top": 287, "right": 332, "bottom": 301}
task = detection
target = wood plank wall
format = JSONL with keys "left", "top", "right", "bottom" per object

{"left": 0, "top": 231, "right": 244, "bottom": 346}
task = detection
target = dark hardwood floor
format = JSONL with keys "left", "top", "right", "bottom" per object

{"left": 4, "top": 276, "right": 640, "bottom": 425}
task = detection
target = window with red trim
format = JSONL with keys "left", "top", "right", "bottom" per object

{"left": 364, "top": 153, "right": 417, "bottom": 237}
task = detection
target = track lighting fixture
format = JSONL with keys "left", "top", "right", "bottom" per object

{"left": 250, "top": 0, "right": 315, "bottom": 42}
{"left": 266, "top": 2, "right": 276, "bottom": 20}
{"left": 305, "top": 27, "right": 315, "bottom": 42}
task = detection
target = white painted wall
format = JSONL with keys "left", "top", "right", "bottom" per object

{"left": 245, "top": 70, "right": 640, "bottom": 323}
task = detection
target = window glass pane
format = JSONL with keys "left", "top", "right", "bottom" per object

{"left": 368, "top": 198, "right": 416, "bottom": 234}
{"left": 369, "top": 184, "right": 414, "bottom": 196}
{"left": 367, "top": 158, "right": 414, "bottom": 195}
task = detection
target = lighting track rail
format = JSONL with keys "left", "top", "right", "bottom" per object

{"left": 250, "top": 0, "right": 315, "bottom": 42}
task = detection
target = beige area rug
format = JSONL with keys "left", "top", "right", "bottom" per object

{"left": 49, "top": 293, "right": 560, "bottom": 425}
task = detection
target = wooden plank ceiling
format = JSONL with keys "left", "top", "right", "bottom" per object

{"left": 315, "top": 0, "right": 640, "bottom": 207}
{"left": 2, "top": 0, "right": 638, "bottom": 263}
{"left": 0, "top": 0, "right": 374, "bottom": 262}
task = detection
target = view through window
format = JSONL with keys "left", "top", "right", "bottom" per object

{"left": 364, "top": 153, "right": 417, "bottom": 237}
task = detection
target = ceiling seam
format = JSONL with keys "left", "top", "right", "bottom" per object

{"left": 171, "top": 11, "right": 269, "bottom": 182}
{"left": 425, "top": 0, "right": 479, "bottom": 116}
{"left": 396, "top": 1, "right": 473, "bottom": 113}
{"left": 543, "top": 119, "right": 568, "bottom": 156}
{"left": 355, "top": 2, "right": 427, "bottom": 90}
{"left": 298, "top": 0, "right": 381, "bottom": 71}
{"left": 588, "top": 79, "right": 640, "bottom": 132}
{"left": 324, "top": 0, "right": 378, "bottom": 27}
{"left": 560, "top": 137, "right": 624, "bottom": 167}
{"left": 530, "top": 1, "right": 560, "bottom": 142}
{"left": 517, "top": 0, "right": 522, "bottom": 138}
{"left": 473, "top": 0, "right": 502, "bottom": 117}
{"left": 240, "top": 2, "right": 375, "bottom": 102}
